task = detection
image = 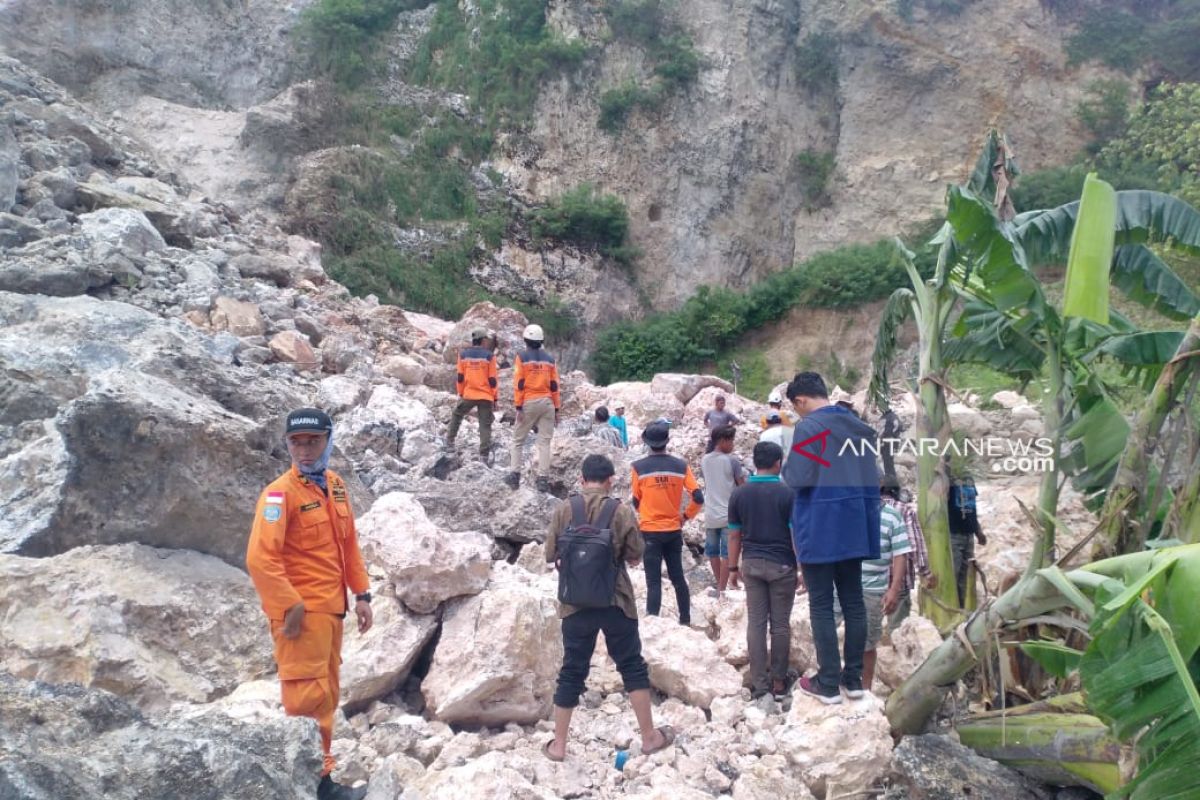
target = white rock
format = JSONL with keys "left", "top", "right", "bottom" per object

{"left": 640, "top": 615, "right": 742, "bottom": 709}
{"left": 777, "top": 691, "right": 893, "bottom": 798}
{"left": 990, "top": 390, "right": 1025, "bottom": 409}
{"left": 366, "top": 384, "right": 435, "bottom": 430}
{"left": 318, "top": 375, "right": 368, "bottom": 415}
{"left": 379, "top": 354, "right": 427, "bottom": 385}
{"left": 947, "top": 401, "right": 991, "bottom": 439}
{"left": 210, "top": 296, "right": 265, "bottom": 337}
{"left": 421, "top": 564, "right": 561, "bottom": 726}
{"left": 649, "top": 373, "right": 735, "bottom": 406}
{"left": 875, "top": 613, "right": 943, "bottom": 693}
{"left": 400, "top": 748, "right": 558, "bottom": 799}
{"left": 79, "top": 207, "right": 166, "bottom": 256}
{"left": 339, "top": 595, "right": 438, "bottom": 708}
{"left": 733, "top": 759, "right": 816, "bottom": 799}
{"left": 357, "top": 493, "right": 493, "bottom": 614}
{"left": 1010, "top": 403, "right": 1040, "bottom": 421}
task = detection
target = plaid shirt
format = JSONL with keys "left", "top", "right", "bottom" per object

{"left": 885, "top": 498, "right": 930, "bottom": 593}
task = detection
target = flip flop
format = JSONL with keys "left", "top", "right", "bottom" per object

{"left": 542, "top": 739, "right": 565, "bottom": 763}
{"left": 641, "top": 725, "right": 676, "bottom": 756}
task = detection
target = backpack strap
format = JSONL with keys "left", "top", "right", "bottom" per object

{"left": 568, "top": 494, "right": 589, "bottom": 527}
{"left": 595, "top": 497, "right": 621, "bottom": 530}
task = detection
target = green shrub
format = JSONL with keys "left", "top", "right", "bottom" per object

{"left": 1064, "top": 2, "right": 1200, "bottom": 80}
{"left": 597, "top": 0, "right": 701, "bottom": 132}
{"left": 297, "top": 0, "right": 425, "bottom": 86}
{"left": 531, "top": 184, "right": 633, "bottom": 263}
{"left": 1076, "top": 79, "right": 1132, "bottom": 155}
{"left": 590, "top": 237, "right": 931, "bottom": 383}
{"left": 795, "top": 31, "right": 839, "bottom": 94}
{"left": 794, "top": 148, "right": 836, "bottom": 210}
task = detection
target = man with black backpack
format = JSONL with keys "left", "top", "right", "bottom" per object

{"left": 542, "top": 454, "right": 676, "bottom": 762}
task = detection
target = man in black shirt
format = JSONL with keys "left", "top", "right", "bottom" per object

{"left": 727, "top": 441, "right": 798, "bottom": 699}
{"left": 948, "top": 476, "right": 987, "bottom": 606}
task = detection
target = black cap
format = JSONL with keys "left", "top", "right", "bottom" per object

{"left": 642, "top": 421, "right": 670, "bottom": 448}
{"left": 286, "top": 408, "right": 332, "bottom": 436}
{"left": 766, "top": 412, "right": 782, "bottom": 424}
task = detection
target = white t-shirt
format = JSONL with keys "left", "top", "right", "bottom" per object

{"left": 758, "top": 425, "right": 794, "bottom": 464}
{"left": 700, "top": 451, "right": 746, "bottom": 529}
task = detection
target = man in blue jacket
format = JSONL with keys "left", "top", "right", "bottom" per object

{"left": 782, "top": 372, "right": 881, "bottom": 704}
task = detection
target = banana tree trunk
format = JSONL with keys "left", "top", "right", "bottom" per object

{"left": 956, "top": 708, "right": 1123, "bottom": 793}
{"left": 1093, "top": 314, "right": 1200, "bottom": 558}
{"left": 1166, "top": 457, "right": 1200, "bottom": 542}
{"left": 915, "top": 302, "right": 961, "bottom": 630}
{"left": 1030, "top": 337, "right": 1064, "bottom": 574}
{"left": 887, "top": 570, "right": 1075, "bottom": 733}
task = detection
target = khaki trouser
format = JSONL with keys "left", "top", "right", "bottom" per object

{"left": 510, "top": 396, "right": 555, "bottom": 475}
{"left": 447, "top": 398, "right": 495, "bottom": 453}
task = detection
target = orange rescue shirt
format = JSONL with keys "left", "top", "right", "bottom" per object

{"left": 246, "top": 466, "right": 370, "bottom": 620}
{"left": 631, "top": 452, "right": 704, "bottom": 532}
{"left": 513, "top": 347, "right": 561, "bottom": 409}
{"left": 456, "top": 345, "right": 499, "bottom": 402}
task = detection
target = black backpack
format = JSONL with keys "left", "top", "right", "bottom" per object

{"left": 556, "top": 495, "right": 620, "bottom": 609}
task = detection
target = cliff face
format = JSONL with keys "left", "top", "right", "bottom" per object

{"left": 0, "top": 0, "right": 1118, "bottom": 313}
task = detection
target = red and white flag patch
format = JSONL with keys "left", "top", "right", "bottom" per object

{"left": 265, "top": 492, "right": 285, "bottom": 505}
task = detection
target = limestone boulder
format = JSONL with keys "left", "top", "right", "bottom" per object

{"left": 573, "top": 380, "right": 685, "bottom": 426}
{"left": 875, "top": 613, "right": 944, "bottom": 693}
{"left": 990, "top": 390, "right": 1025, "bottom": 409}
{"left": 889, "top": 734, "right": 1053, "bottom": 799}
{"left": 79, "top": 207, "right": 167, "bottom": 257}
{"left": 210, "top": 296, "right": 266, "bottom": 337}
{"left": 681, "top": 385, "right": 761, "bottom": 427}
{"left": 356, "top": 492, "right": 493, "bottom": 614}
{"left": 339, "top": 594, "right": 438, "bottom": 709}
{"left": 733, "top": 758, "right": 816, "bottom": 800}
{"left": 947, "top": 401, "right": 991, "bottom": 439}
{"left": 317, "top": 374, "right": 369, "bottom": 415}
{"left": 269, "top": 329, "right": 318, "bottom": 366}
{"left": 776, "top": 691, "right": 894, "bottom": 798}
{"left": 443, "top": 301, "right": 529, "bottom": 365}
{"left": 650, "top": 373, "right": 735, "bottom": 406}
{"left": 0, "top": 124, "right": 16, "bottom": 213}
{"left": 379, "top": 353, "right": 427, "bottom": 385}
{"left": 400, "top": 750, "right": 558, "bottom": 800}
{"left": 639, "top": 615, "right": 742, "bottom": 709}
{"left": 421, "top": 564, "right": 561, "bottom": 726}
{"left": 788, "top": 595, "right": 819, "bottom": 675}
{"left": 230, "top": 252, "right": 321, "bottom": 287}
{"left": 0, "top": 674, "right": 321, "bottom": 800}
{"left": 415, "top": 461, "right": 561, "bottom": 545}
{"left": 340, "top": 385, "right": 435, "bottom": 459}
{"left": 0, "top": 544, "right": 272, "bottom": 711}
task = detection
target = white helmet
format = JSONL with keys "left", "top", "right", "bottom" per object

{"left": 768, "top": 389, "right": 782, "bottom": 405}
{"left": 523, "top": 323, "right": 544, "bottom": 341}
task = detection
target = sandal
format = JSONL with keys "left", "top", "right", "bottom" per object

{"left": 542, "top": 739, "right": 565, "bottom": 762}
{"left": 641, "top": 725, "right": 676, "bottom": 756}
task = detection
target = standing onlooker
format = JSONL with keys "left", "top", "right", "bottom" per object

{"left": 703, "top": 394, "right": 741, "bottom": 453}
{"left": 506, "top": 323, "right": 561, "bottom": 493}
{"left": 880, "top": 475, "right": 934, "bottom": 631}
{"left": 542, "top": 454, "right": 675, "bottom": 762}
{"left": 631, "top": 422, "right": 704, "bottom": 625}
{"left": 860, "top": 485, "right": 911, "bottom": 693}
{"left": 246, "top": 409, "right": 372, "bottom": 800}
{"left": 591, "top": 406, "right": 627, "bottom": 450}
{"left": 948, "top": 475, "right": 986, "bottom": 607}
{"left": 759, "top": 389, "right": 799, "bottom": 429}
{"left": 445, "top": 327, "right": 498, "bottom": 463}
{"left": 700, "top": 425, "right": 746, "bottom": 595}
{"left": 783, "top": 372, "right": 881, "bottom": 704}
{"left": 727, "top": 441, "right": 798, "bottom": 699}
{"left": 757, "top": 412, "right": 794, "bottom": 466}
{"left": 609, "top": 401, "right": 629, "bottom": 448}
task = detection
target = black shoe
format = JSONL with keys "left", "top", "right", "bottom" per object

{"left": 503, "top": 471, "right": 521, "bottom": 489}
{"left": 318, "top": 775, "right": 367, "bottom": 800}
{"left": 841, "top": 678, "right": 865, "bottom": 699}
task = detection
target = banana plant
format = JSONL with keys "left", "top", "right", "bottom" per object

{"left": 890, "top": 543, "right": 1200, "bottom": 799}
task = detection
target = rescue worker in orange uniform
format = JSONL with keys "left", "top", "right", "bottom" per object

{"left": 446, "top": 326, "right": 499, "bottom": 462}
{"left": 631, "top": 421, "right": 704, "bottom": 625}
{"left": 246, "top": 408, "right": 372, "bottom": 800}
{"left": 505, "top": 323, "right": 561, "bottom": 493}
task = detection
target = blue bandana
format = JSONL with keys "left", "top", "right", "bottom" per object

{"left": 298, "top": 431, "right": 334, "bottom": 491}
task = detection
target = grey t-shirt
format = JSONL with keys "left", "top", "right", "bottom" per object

{"left": 700, "top": 451, "right": 746, "bottom": 529}
{"left": 703, "top": 409, "right": 740, "bottom": 430}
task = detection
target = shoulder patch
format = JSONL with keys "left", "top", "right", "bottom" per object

{"left": 262, "top": 505, "right": 283, "bottom": 522}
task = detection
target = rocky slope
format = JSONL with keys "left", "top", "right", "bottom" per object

{"left": 0, "top": 19, "right": 1100, "bottom": 800}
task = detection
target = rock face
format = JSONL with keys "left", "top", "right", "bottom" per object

{"left": 875, "top": 613, "right": 944, "bottom": 694}
{"left": 356, "top": 492, "right": 493, "bottom": 614}
{"left": 777, "top": 692, "right": 894, "bottom": 798}
{"left": 889, "top": 734, "right": 1053, "bottom": 800}
{"left": 640, "top": 615, "right": 743, "bottom": 709}
{"left": 421, "top": 565, "right": 562, "bottom": 726}
{"left": 0, "top": 544, "right": 273, "bottom": 711}
{"left": 0, "top": 674, "right": 322, "bottom": 800}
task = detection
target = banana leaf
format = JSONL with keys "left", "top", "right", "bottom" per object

{"left": 946, "top": 185, "right": 1043, "bottom": 313}
{"left": 1063, "top": 173, "right": 1116, "bottom": 324}
{"left": 1110, "top": 244, "right": 1200, "bottom": 321}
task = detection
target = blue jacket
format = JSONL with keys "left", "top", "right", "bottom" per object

{"left": 782, "top": 405, "right": 881, "bottom": 564}
{"left": 609, "top": 416, "right": 628, "bottom": 447}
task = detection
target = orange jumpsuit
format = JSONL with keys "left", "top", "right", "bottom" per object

{"left": 246, "top": 466, "right": 369, "bottom": 777}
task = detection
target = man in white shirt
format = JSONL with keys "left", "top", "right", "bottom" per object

{"left": 700, "top": 425, "right": 746, "bottom": 596}
{"left": 758, "top": 412, "right": 794, "bottom": 465}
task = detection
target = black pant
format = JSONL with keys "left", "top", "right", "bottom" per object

{"left": 642, "top": 531, "right": 690, "bottom": 625}
{"left": 554, "top": 607, "right": 650, "bottom": 708}
{"left": 801, "top": 558, "right": 866, "bottom": 693}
